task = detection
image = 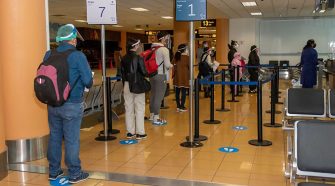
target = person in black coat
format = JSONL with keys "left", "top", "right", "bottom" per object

{"left": 300, "top": 39, "right": 318, "bottom": 88}
{"left": 228, "top": 40, "right": 238, "bottom": 93}
{"left": 248, "top": 45, "right": 260, "bottom": 93}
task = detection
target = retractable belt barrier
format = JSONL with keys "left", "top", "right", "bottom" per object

{"left": 195, "top": 71, "right": 276, "bottom": 146}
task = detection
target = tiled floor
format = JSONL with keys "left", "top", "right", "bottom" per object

{"left": 5, "top": 76, "right": 326, "bottom": 185}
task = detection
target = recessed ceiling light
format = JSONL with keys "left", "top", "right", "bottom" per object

{"left": 135, "top": 28, "right": 144, "bottom": 31}
{"left": 130, "top": 8, "right": 149, "bottom": 12}
{"left": 242, "top": 2, "right": 257, "bottom": 7}
{"left": 112, "top": 25, "right": 123, "bottom": 27}
{"left": 251, "top": 12, "right": 262, "bottom": 16}
{"left": 161, "top": 16, "right": 174, "bottom": 19}
{"left": 75, "top": 20, "right": 87, "bottom": 23}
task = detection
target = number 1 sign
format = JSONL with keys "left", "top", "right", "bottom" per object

{"left": 176, "top": 0, "right": 207, "bottom": 21}
{"left": 87, "top": 0, "right": 117, "bottom": 25}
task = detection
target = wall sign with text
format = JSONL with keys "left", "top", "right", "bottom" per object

{"left": 86, "top": 0, "right": 117, "bottom": 24}
{"left": 201, "top": 19, "right": 216, "bottom": 27}
{"left": 175, "top": 0, "right": 207, "bottom": 21}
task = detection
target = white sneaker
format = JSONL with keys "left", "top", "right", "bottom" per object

{"left": 148, "top": 113, "right": 154, "bottom": 121}
{"left": 176, "top": 108, "right": 180, "bottom": 112}
{"left": 152, "top": 119, "right": 167, "bottom": 125}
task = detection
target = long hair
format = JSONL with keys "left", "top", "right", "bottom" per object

{"left": 174, "top": 44, "right": 187, "bottom": 62}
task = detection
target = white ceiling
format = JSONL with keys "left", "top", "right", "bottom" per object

{"left": 49, "top": 0, "right": 335, "bottom": 33}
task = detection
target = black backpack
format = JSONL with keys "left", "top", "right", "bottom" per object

{"left": 34, "top": 49, "right": 76, "bottom": 107}
{"left": 199, "top": 53, "right": 212, "bottom": 76}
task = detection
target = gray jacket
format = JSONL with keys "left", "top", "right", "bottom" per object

{"left": 151, "top": 43, "right": 172, "bottom": 76}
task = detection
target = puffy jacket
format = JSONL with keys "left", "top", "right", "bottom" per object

{"left": 121, "top": 51, "right": 147, "bottom": 82}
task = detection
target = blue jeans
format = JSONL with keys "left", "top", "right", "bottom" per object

{"left": 47, "top": 102, "right": 84, "bottom": 179}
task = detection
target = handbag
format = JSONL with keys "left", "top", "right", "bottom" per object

{"left": 128, "top": 56, "right": 151, "bottom": 94}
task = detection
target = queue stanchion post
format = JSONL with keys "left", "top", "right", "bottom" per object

{"left": 228, "top": 66, "right": 239, "bottom": 102}
{"left": 236, "top": 66, "right": 243, "bottom": 97}
{"left": 264, "top": 75, "right": 283, "bottom": 128}
{"left": 96, "top": 76, "right": 117, "bottom": 141}
{"left": 265, "top": 69, "right": 282, "bottom": 114}
{"left": 99, "top": 77, "right": 120, "bottom": 135}
{"left": 216, "top": 70, "right": 230, "bottom": 112}
{"left": 186, "top": 78, "right": 208, "bottom": 142}
{"left": 204, "top": 73, "right": 221, "bottom": 124}
{"left": 248, "top": 80, "right": 272, "bottom": 146}
{"left": 275, "top": 66, "right": 283, "bottom": 104}
{"left": 180, "top": 21, "right": 203, "bottom": 148}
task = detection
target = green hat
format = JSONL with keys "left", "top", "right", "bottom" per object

{"left": 56, "top": 24, "right": 78, "bottom": 42}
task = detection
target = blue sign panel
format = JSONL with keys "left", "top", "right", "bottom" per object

{"left": 219, "top": 147, "right": 239, "bottom": 153}
{"left": 176, "top": 0, "right": 207, "bottom": 21}
{"left": 119, "top": 139, "right": 138, "bottom": 145}
{"left": 232, "top": 126, "right": 248, "bottom": 131}
{"left": 50, "top": 177, "right": 70, "bottom": 186}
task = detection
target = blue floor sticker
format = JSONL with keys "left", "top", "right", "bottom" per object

{"left": 50, "top": 176, "right": 70, "bottom": 186}
{"left": 232, "top": 126, "right": 248, "bottom": 131}
{"left": 219, "top": 147, "right": 239, "bottom": 153}
{"left": 119, "top": 139, "right": 138, "bottom": 145}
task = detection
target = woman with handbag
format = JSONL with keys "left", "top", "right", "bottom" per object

{"left": 172, "top": 44, "right": 189, "bottom": 112}
{"left": 121, "top": 38, "right": 150, "bottom": 140}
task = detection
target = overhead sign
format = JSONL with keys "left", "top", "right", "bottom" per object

{"left": 218, "top": 147, "right": 239, "bottom": 153}
{"left": 196, "top": 34, "right": 216, "bottom": 38}
{"left": 176, "top": 0, "right": 207, "bottom": 21}
{"left": 201, "top": 19, "right": 216, "bottom": 27}
{"left": 86, "top": 0, "right": 117, "bottom": 24}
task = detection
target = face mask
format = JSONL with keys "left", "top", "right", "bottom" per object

{"left": 203, "top": 43, "right": 208, "bottom": 48}
{"left": 234, "top": 44, "right": 239, "bottom": 49}
{"left": 313, "top": 43, "right": 317, "bottom": 48}
{"left": 184, "top": 48, "right": 189, "bottom": 55}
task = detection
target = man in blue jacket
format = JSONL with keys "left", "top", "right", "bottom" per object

{"left": 44, "top": 24, "right": 93, "bottom": 184}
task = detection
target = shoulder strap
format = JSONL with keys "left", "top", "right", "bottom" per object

{"left": 201, "top": 53, "right": 209, "bottom": 63}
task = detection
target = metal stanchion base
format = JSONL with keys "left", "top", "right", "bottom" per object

{"left": 180, "top": 141, "right": 203, "bottom": 148}
{"left": 160, "top": 106, "right": 170, "bottom": 109}
{"left": 99, "top": 129, "right": 120, "bottom": 135}
{"left": 263, "top": 123, "right": 283, "bottom": 128}
{"left": 186, "top": 135, "right": 208, "bottom": 141}
{"left": 227, "top": 100, "right": 239, "bottom": 102}
{"left": 95, "top": 136, "right": 117, "bottom": 141}
{"left": 265, "top": 110, "right": 282, "bottom": 114}
{"left": 216, "top": 108, "right": 231, "bottom": 112}
{"left": 203, "top": 120, "right": 221, "bottom": 124}
{"left": 248, "top": 139, "right": 272, "bottom": 146}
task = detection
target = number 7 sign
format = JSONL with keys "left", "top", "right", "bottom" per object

{"left": 87, "top": 0, "right": 117, "bottom": 25}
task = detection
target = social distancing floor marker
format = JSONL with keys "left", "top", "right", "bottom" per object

{"left": 232, "top": 126, "right": 248, "bottom": 130}
{"left": 119, "top": 139, "right": 138, "bottom": 145}
{"left": 218, "top": 147, "right": 239, "bottom": 153}
{"left": 50, "top": 176, "right": 70, "bottom": 186}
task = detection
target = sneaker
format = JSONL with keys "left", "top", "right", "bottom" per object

{"left": 148, "top": 113, "right": 154, "bottom": 121}
{"left": 136, "top": 134, "right": 147, "bottom": 140}
{"left": 126, "top": 133, "right": 136, "bottom": 139}
{"left": 176, "top": 108, "right": 180, "bottom": 112}
{"left": 69, "top": 172, "right": 89, "bottom": 184}
{"left": 152, "top": 119, "right": 167, "bottom": 125}
{"left": 49, "top": 170, "right": 64, "bottom": 180}
{"left": 179, "top": 107, "right": 187, "bottom": 112}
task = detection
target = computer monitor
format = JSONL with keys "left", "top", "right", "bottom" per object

{"left": 269, "top": 60, "right": 279, "bottom": 66}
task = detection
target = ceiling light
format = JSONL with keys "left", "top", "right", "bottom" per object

{"left": 161, "top": 16, "right": 174, "bottom": 19}
{"left": 135, "top": 28, "right": 144, "bottom": 31}
{"left": 112, "top": 25, "right": 123, "bottom": 27}
{"left": 130, "top": 8, "right": 149, "bottom": 12}
{"left": 251, "top": 12, "right": 262, "bottom": 15}
{"left": 75, "top": 20, "right": 87, "bottom": 23}
{"left": 242, "top": 2, "right": 257, "bottom": 7}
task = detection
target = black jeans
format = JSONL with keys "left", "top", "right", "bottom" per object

{"left": 175, "top": 87, "right": 187, "bottom": 108}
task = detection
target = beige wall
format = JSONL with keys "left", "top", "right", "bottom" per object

{"left": 0, "top": 0, "right": 49, "bottom": 140}
{"left": 216, "top": 19, "right": 230, "bottom": 64}
{"left": 174, "top": 21, "right": 189, "bottom": 53}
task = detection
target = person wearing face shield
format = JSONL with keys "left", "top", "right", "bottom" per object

{"left": 172, "top": 44, "right": 190, "bottom": 112}
{"left": 300, "top": 39, "right": 318, "bottom": 88}
{"left": 199, "top": 47, "right": 215, "bottom": 98}
{"left": 228, "top": 40, "right": 239, "bottom": 93}
{"left": 248, "top": 45, "right": 260, "bottom": 93}
{"left": 44, "top": 24, "right": 93, "bottom": 184}
{"left": 148, "top": 32, "right": 173, "bottom": 125}
{"left": 121, "top": 38, "right": 148, "bottom": 140}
